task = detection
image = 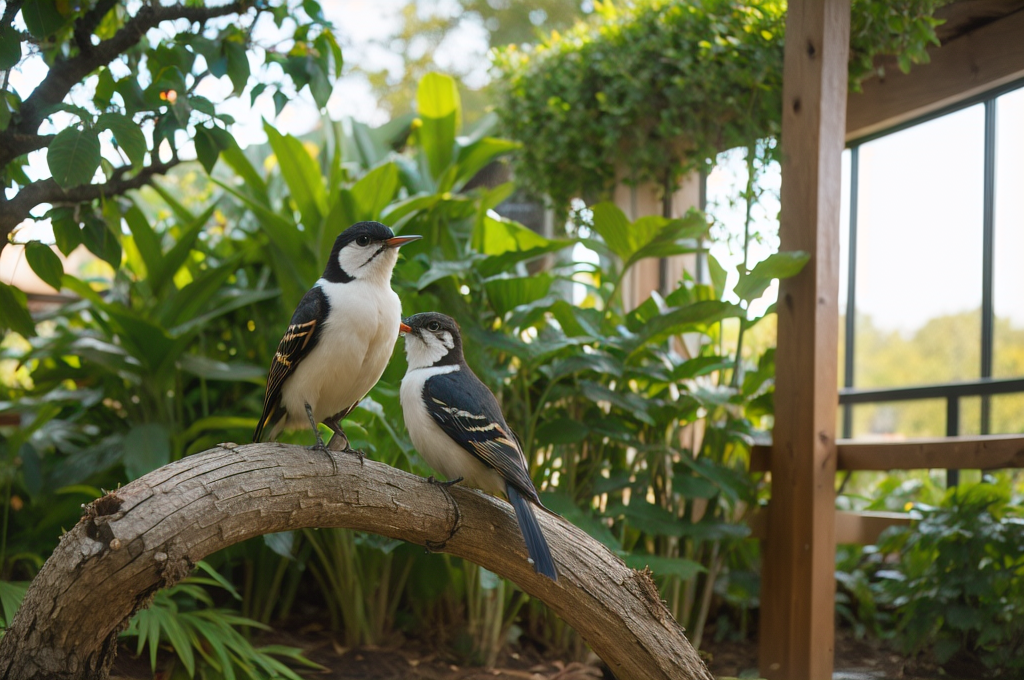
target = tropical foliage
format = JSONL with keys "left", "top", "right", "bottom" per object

{"left": 0, "top": 65, "right": 809, "bottom": 671}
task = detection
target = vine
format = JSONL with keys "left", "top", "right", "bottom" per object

{"left": 492, "top": 0, "right": 950, "bottom": 211}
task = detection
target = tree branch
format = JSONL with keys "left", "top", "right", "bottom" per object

{"left": 0, "top": 158, "right": 180, "bottom": 243}
{"left": 0, "top": 443, "right": 711, "bottom": 680}
{"left": 74, "top": 0, "right": 120, "bottom": 56}
{"left": 0, "top": 1, "right": 246, "bottom": 168}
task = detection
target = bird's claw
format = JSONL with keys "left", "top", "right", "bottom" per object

{"left": 423, "top": 476, "right": 462, "bottom": 553}
{"left": 344, "top": 446, "right": 365, "bottom": 465}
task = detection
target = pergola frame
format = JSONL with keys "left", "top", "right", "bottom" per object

{"left": 760, "top": 2, "right": 1024, "bottom": 678}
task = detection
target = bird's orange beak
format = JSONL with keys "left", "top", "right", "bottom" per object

{"left": 399, "top": 322, "right": 412, "bottom": 335}
{"left": 384, "top": 235, "right": 422, "bottom": 248}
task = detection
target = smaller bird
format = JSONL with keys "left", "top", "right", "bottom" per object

{"left": 400, "top": 312, "right": 558, "bottom": 581}
{"left": 253, "top": 221, "right": 421, "bottom": 452}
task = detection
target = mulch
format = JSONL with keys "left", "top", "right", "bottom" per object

{"left": 111, "top": 622, "right": 990, "bottom": 680}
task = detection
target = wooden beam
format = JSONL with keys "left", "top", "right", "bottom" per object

{"left": 834, "top": 511, "right": 911, "bottom": 545}
{"left": 846, "top": 8, "right": 1024, "bottom": 141}
{"left": 758, "top": 2, "right": 848, "bottom": 678}
{"left": 752, "top": 435, "right": 1024, "bottom": 472}
{"left": 838, "top": 435, "right": 1024, "bottom": 470}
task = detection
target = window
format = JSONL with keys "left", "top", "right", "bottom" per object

{"left": 839, "top": 82, "right": 1024, "bottom": 443}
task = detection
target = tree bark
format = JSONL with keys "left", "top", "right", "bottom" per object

{"left": 0, "top": 442, "right": 711, "bottom": 680}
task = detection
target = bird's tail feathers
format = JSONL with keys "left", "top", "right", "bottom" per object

{"left": 508, "top": 486, "right": 558, "bottom": 581}
{"left": 252, "top": 405, "right": 278, "bottom": 443}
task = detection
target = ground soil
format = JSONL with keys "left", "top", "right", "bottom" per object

{"left": 110, "top": 622, "right": 990, "bottom": 680}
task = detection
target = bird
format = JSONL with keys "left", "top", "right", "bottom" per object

{"left": 399, "top": 312, "right": 558, "bottom": 581}
{"left": 253, "top": 221, "right": 421, "bottom": 453}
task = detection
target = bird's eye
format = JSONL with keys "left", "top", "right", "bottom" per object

{"left": 356, "top": 235, "right": 371, "bottom": 247}
{"left": 427, "top": 321, "right": 441, "bottom": 332}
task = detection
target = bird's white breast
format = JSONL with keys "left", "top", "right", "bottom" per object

{"left": 281, "top": 277, "right": 401, "bottom": 426}
{"left": 400, "top": 364, "right": 506, "bottom": 495}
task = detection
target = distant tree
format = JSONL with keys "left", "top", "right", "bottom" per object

{"left": 0, "top": 0, "right": 341, "bottom": 335}
{"left": 357, "top": 0, "right": 586, "bottom": 118}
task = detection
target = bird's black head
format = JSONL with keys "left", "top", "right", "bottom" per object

{"left": 402, "top": 312, "right": 464, "bottom": 369}
{"left": 324, "top": 221, "right": 422, "bottom": 284}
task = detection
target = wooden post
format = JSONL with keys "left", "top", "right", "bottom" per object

{"left": 759, "top": 1, "right": 849, "bottom": 679}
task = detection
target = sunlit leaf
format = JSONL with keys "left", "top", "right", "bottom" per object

{"left": 25, "top": 241, "right": 64, "bottom": 290}
{"left": 47, "top": 127, "right": 101, "bottom": 189}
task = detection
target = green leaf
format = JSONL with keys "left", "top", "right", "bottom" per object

{"left": 623, "top": 212, "right": 707, "bottom": 272}
{"left": 97, "top": 112, "right": 147, "bottom": 167}
{"left": 47, "top": 127, "right": 101, "bottom": 189}
{"left": 416, "top": 72, "right": 460, "bottom": 181}
{"left": 49, "top": 207, "right": 82, "bottom": 256}
{"left": 81, "top": 212, "right": 121, "bottom": 267}
{"left": 352, "top": 162, "right": 399, "bottom": 221}
{"left": 123, "top": 423, "right": 171, "bottom": 480}
{"left": 194, "top": 126, "right": 220, "bottom": 173}
{"left": 0, "top": 25, "right": 22, "bottom": 70}
{"left": 263, "top": 532, "right": 295, "bottom": 560}
{"left": 473, "top": 213, "right": 550, "bottom": 256}
{"left": 177, "top": 355, "right": 264, "bottom": 382}
{"left": 707, "top": 254, "right": 727, "bottom": 298}
{"left": 588, "top": 202, "right": 632, "bottom": 260}
{"left": 123, "top": 204, "right": 162, "bottom": 277}
{"left": 21, "top": 0, "right": 65, "bottom": 39}
{"left": 733, "top": 251, "right": 810, "bottom": 302}
{"left": 264, "top": 122, "right": 327, "bottom": 230}
{"left": 624, "top": 554, "right": 705, "bottom": 580}
{"left": 94, "top": 68, "right": 116, "bottom": 108}
{"left": 627, "top": 300, "right": 743, "bottom": 353}
{"left": 454, "top": 137, "right": 519, "bottom": 188}
{"left": 224, "top": 40, "right": 250, "bottom": 95}
{"left": 484, "top": 274, "right": 553, "bottom": 317}
{"left": 273, "top": 90, "right": 288, "bottom": 116}
{"left": 535, "top": 418, "right": 589, "bottom": 445}
{"left": 178, "top": 416, "right": 258, "bottom": 445}
{"left": 25, "top": 241, "right": 63, "bottom": 290}
{"left": 149, "top": 202, "right": 217, "bottom": 293}
{"left": 0, "top": 581, "right": 29, "bottom": 625}
{"left": 0, "top": 283, "right": 35, "bottom": 337}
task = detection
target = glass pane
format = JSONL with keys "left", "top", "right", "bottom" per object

{"left": 849, "top": 400, "right": 946, "bottom": 438}
{"left": 853, "top": 105, "right": 985, "bottom": 390}
{"left": 991, "top": 394, "right": 1024, "bottom": 434}
{"left": 994, "top": 87, "right": 1024, "bottom": 381}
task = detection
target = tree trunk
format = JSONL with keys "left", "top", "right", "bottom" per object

{"left": 0, "top": 442, "right": 711, "bottom": 680}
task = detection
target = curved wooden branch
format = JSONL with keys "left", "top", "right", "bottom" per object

{"left": 0, "top": 443, "right": 711, "bottom": 680}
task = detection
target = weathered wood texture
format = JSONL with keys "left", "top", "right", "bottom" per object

{"left": 846, "top": 7, "right": 1024, "bottom": 140}
{"left": 837, "top": 435, "right": 1024, "bottom": 470}
{"left": 0, "top": 443, "right": 711, "bottom": 680}
{"left": 759, "top": 1, "right": 849, "bottom": 679}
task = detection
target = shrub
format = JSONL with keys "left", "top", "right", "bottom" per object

{"left": 877, "top": 480, "right": 1024, "bottom": 674}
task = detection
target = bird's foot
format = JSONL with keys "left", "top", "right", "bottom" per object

{"left": 423, "top": 476, "right": 462, "bottom": 553}
{"left": 343, "top": 445, "right": 365, "bottom": 465}
{"left": 303, "top": 402, "right": 327, "bottom": 450}
{"left": 325, "top": 418, "right": 363, "bottom": 465}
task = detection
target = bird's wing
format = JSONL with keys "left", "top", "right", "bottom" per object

{"left": 253, "top": 286, "right": 327, "bottom": 441}
{"left": 422, "top": 369, "right": 539, "bottom": 501}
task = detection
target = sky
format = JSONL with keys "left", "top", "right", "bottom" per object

{"left": 4, "top": 1, "right": 1021, "bottom": 337}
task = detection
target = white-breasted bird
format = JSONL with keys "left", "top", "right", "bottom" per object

{"left": 399, "top": 312, "right": 558, "bottom": 580}
{"left": 253, "top": 221, "right": 421, "bottom": 452}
